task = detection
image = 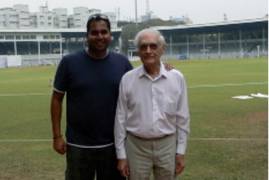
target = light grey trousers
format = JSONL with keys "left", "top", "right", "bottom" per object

{"left": 126, "top": 133, "right": 177, "bottom": 180}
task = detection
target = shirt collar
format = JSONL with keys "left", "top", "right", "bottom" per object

{"left": 138, "top": 62, "right": 168, "bottom": 79}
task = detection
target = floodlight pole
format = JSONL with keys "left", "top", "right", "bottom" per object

{"left": 38, "top": 40, "right": 41, "bottom": 65}
{"left": 13, "top": 40, "right": 17, "bottom": 55}
{"left": 135, "top": 0, "right": 138, "bottom": 25}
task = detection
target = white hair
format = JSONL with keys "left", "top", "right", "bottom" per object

{"left": 134, "top": 28, "right": 166, "bottom": 48}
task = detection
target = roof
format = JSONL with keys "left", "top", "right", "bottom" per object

{"left": 153, "top": 17, "right": 268, "bottom": 33}
{"left": 0, "top": 17, "right": 267, "bottom": 34}
{"left": 0, "top": 28, "right": 122, "bottom": 33}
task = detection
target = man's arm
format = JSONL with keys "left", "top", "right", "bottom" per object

{"left": 175, "top": 75, "right": 190, "bottom": 175}
{"left": 50, "top": 91, "right": 66, "bottom": 155}
{"left": 114, "top": 77, "right": 129, "bottom": 177}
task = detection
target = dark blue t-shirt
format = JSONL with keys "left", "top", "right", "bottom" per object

{"left": 54, "top": 50, "right": 133, "bottom": 146}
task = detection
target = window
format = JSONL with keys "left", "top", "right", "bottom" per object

{"left": 6, "top": 35, "right": 14, "bottom": 39}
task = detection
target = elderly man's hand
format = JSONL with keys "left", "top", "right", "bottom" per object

{"left": 117, "top": 159, "right": 129, "bottom": 177}
{"left": 175, "top": 154, "right": 185, "bottom": 175}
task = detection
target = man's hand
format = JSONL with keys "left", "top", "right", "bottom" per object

{"left": 53, "top": 136, "right": 66, "bottom": 155}
{"left": 175, "top": 154, "right": 185, "bottom": 175}
{"left": 163, "top": 62, "right": 174, "bottom": 71}
{"left": 117, "top": 159, "right": 129, "bottom": 177}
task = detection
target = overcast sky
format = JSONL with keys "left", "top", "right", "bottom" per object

{"left": 0, "top": 0, "right": 267, "bottom": 24}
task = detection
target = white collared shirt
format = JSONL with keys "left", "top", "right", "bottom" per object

{"left": 114, "top": 63, "right": 190, "bottom": 159}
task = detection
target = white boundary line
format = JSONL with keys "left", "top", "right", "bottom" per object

{"left": 0, "top": 81, "right": 267, "bottom": 97}
{"left": 189, "top": 81, "right": 267, "bottom": 89}
{"left": 0, "top": 93, "right": 49, "bottom": 97}
{"left": 190, "top": 138, "right": 267, "bottom": 141}
{"left": 0, "top": 139, "right": 51, "bottom": 142}
{"left": 0, "top": 137, "right": 267, "bottom": 143}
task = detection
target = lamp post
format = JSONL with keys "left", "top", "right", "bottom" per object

{"left": 134, "top": 0, "right": 138, "bottom": 25}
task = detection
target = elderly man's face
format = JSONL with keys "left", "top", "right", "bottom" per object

{"left": 138, "top": 33, "right": 164, "bottom": 66}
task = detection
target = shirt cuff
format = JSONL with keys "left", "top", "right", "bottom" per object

{"left": 176, "top": 130, "right": 188, "bottom": 154}
{"left": 176, "top": 145, "right": 186, "bottom": 155}
{"left": 116, "top": 148, "right": 127, "bottom": 159}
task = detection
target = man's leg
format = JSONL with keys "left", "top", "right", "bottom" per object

{"left": 65, "top": 145, "right": 95, "bottom": 180}
{"left": 126, "top": 134, "right": 153, "bottom": 180}
{"left": 153, "top": 135, "right": 177, "bottom": 180}
{"left": 96, "top": 145, "right": 125, "bottom": 180}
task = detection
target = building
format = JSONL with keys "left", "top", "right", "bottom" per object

{"left": 35, "top": 5, "right": 54, "bottom": 29}
{"left": 0, "top": 4, "right": 117, "bottom": 29}
{"left": 169, "top": 16, "right": 192, "bottom": 24}
{"left": 0, "top": 14, "right": 266, "bottom": 67}
{"left": 13, "top": 4, "right": 31, "bottom": 28}
{"left": 157, "top": 17, "right": 268, "bottom": 59}
{"left": 72, "top": 7, "right": 91, "bottom": 28}
{"left": 52, "top": 8, "right": 68, "bottom": 29}
{"left": 0, "top": 28, "right": 122, "bottom": 66}
{"left": 128, "top": 17, "right": 268, "bottom": 60}
{"left": 0, "top": 7, "right": 18, "bottom": 29}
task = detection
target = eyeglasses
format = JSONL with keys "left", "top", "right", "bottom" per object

{"left": 139, "top": 43, "right": 159, "bottom": 51}
{"left": 87, "top": 13, "right": 111, "bottom": 34}
{"left": 88, "top": 14, "right": 109, "bottom": 21}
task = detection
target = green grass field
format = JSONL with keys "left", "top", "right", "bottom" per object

{"left": 0, "top": 58, "right": 267, "bottom": 180}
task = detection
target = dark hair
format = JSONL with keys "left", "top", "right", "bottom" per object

{"left": 86, "top": 14, "right": 111, "bottom": 35}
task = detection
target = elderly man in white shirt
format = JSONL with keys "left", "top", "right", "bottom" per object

{"left": 114, "top": 28, "right": 190, "bottom": 180}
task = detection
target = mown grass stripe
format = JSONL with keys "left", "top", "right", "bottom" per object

{"left": 0, "top": 93, "right": 49, "bottom": 97}
{"left": 0, "top": 137, "right": 266, "bottom": 143}
{"left": 0, "top": 81, "right": 267, "bottom": 97}
{"left": 189, "top": 81, "right": 267, "bottom": 89}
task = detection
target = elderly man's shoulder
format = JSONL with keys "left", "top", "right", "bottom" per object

{"left": 121, "top": 65, "right": 142, "bottom": 80}
{"left": 168, "top": 68, "right": 185, "bottom": 79}
{"left": 125, "top": 65, "right": 142, "bottom": 75}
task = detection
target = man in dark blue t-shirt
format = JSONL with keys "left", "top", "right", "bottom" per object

{"left": 50, "top": 14, "right": 132, "bottom": 180}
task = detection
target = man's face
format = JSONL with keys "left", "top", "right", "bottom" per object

{"left": 87, "top": 20, "right": 112, "bottom": 52}
{"left": 138, "top": 33, "right": 164, "bottom": 66}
